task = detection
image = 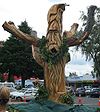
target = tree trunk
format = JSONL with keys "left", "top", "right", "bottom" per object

{"left": 7, "top": 71, "right": 14, "bottom": 82}
{"left": 21, "top": 75, "right": 25, "bottom": 88}
{"left": 44, "top": 58, "right": 67, "bottom": 101}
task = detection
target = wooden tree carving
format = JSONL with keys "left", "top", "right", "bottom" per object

{"left": 2, "top": 4, "right": 97, "bottom": 102}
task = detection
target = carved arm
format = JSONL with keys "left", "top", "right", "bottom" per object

{"left": 2, "top": 21, "right": 39, "bottom": 47}
{"left": 63, "top": 23, "right": 79, "bottom": 38}
{"left": 64, "top": 5, "right": 97, "bottom": 47}
{"left": 66, "top": 32, "right": 89, "bottom": 47}
{"left": 32, "top": 45, "right": 44, "bottom": 67}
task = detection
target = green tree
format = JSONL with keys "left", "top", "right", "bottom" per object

{"left": 78, "top": 7, "right": 100, "bottom": 79}
{"left": 0, "top": 20, "right": 43, "bottom": 87}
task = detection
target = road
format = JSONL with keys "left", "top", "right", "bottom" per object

{"left": 75, "top": 96, "right": 99, "bottom": 106}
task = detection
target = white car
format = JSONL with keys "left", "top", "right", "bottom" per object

{"left": 85, "top": 88, "right": 91, "bottom": 95}
{"left": 10, "top": 88, "right": 38, "bottom": 101}
{"left": 0, "top": 81, "right": 15, "bottom": 88}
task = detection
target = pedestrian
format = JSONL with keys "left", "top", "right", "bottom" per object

{"left": 0, "top": 86, "right": 10, "bottom": 112}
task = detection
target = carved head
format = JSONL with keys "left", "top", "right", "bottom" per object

{"left": 46, "top": 4, "right": 67, "bottom": 54}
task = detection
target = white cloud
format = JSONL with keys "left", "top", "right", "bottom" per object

{"left": 65, "top": 63, "right": 93, "bottom": 76}
{"left": 0, "top": 0, "right": 99, "bottom": 40}
{"left": 65, "top": 48, "right": 93, "bottom": 76}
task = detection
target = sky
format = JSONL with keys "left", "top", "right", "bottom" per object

{"left": 0, "top": 0, "right": 100, "bottom": 76}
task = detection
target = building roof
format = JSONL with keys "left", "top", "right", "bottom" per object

{"left": 67, "top": 74, "right": 97, "bottom": 82}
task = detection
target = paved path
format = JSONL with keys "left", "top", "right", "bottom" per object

{"left": 75, "top": 96, "right": 99, "bottom": 106}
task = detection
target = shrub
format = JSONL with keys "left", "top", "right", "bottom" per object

{"left": 35, "top": 85, "right": 49, "bottom": 101}
{"left": 59, "top": 93, "right": 74, "bottom": 105}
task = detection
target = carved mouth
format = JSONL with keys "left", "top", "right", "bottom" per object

{"left": 50, "top": 48, "right": 57, "bottom": 54}
{"left": 48, "top": 44, "right": 59, "bottom": 55}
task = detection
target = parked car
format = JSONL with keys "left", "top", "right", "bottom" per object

{"left": 25, "top": 84, "right": 34, "bottom": 88}
{"left": 85, "top": 88, "right": 91, "bottom": 95}
{"left": 90, "top": 88, "right": 100, "bottom": 98}
{"left": 10, "top": 88, "right": 37, "bottom": 101}
{"left": 15, "top": 79, "right": 34, "bottom": 87}
{"left": 66, "top": 86, "right": 74, "bottom": 94}
{"left": 10, "top": 88, "right": 26, "bottom": 99}
{"left": 10, "top": 89, "right": 19, "bottom": 98}
{"left": 75, "top": 87, "right": 86, "bottom": 96}
{"left": 15, "top": 79, "right": 21, "bottom": 85}
{"left": 25, "top": 79, "right": 34, "bottom": 87}
{"left": 0, "top": 81, "right": 15, "bottom": 88}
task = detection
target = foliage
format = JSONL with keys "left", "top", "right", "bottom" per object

{"left": 58, "top": 93, "right": 74, "bottom": 105}
{"left": 35, "top": 85, "right": 49, "bottom": 101}
{"left": 78, "top": 7, "right": 100, "bottom": 78}
{"left": 39, "top": 36, "right": 69, "bottom": 65}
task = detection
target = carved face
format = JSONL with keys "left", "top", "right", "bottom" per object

{"left": 46, "top": 4, "right": 65, "bottom": 54}
{"left": 46, "top": 31, "right": 62, "bottom": 54}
